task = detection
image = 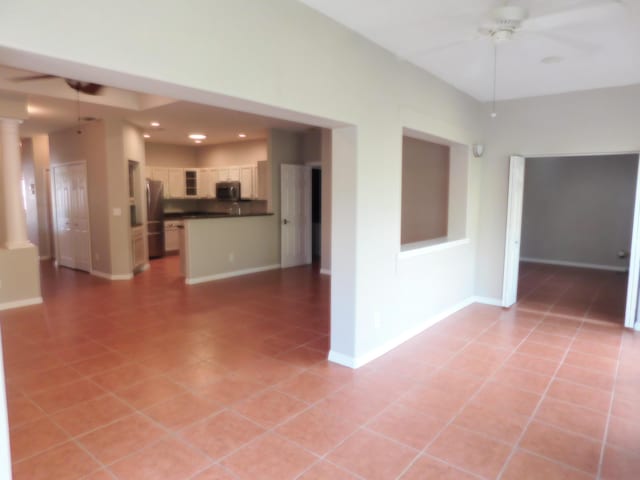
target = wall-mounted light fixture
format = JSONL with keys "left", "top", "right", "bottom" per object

{"left": 472, "top": 144, "right": 485, "bottom": 158}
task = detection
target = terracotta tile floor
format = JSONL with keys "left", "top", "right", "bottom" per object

{"left": 517, "top": 262, "right": 628, "bottom": 325}
{"left": 1, "top": 257, "right": 639, "bottom": 479}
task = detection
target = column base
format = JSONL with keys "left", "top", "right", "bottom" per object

{"left": 3, "top": 240, "right": 34, "bottom": 250}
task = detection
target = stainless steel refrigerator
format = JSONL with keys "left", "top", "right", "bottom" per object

{"left": 146, "top": 179, "right": 165, "bottom": 258}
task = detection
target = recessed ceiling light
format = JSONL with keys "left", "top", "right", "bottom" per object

{"left": 143, "top": 133, "right": 151, "bottom": 139}
{"left": 541, "top": 56, "right": 564, "bottom": 64}
{"left": 150, "top": 121, "right": 160, "bottom": 127}
{"left": 189, "top": 133, "right": 207, "bottom": 140}
{"left": 238, "top": 133, "right": 247, "bottom": 138}
{"left": 194, "top": 140, "right": 202, "bottom": 144}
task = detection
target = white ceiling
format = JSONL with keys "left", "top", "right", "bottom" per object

{"left": 0, "top": 66, "right": 311, "bottom": 145}
{"left": 299, "top": 0, "right": 640, "bottom": 101}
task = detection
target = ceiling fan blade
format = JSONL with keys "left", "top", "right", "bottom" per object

{"left": 410, "top": 35, "right": 481, "bottom": 57}
{"left": 11, "top": 74, "right": 57, "bottom": 82}
{"left": 521, "top": 0, "right": 626, "bottom": 31}
{"left": 519, "top": 30, "right": 598, "bottom": 54}
{"left": 64, "top": 80, "right": 104, "bottom": 96}
{"left": 80, "top": 83, "right": 104, "bottom": 96}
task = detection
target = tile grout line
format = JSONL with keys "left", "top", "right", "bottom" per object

{"left": 595, "top": 332, "right": 624, "bottom": 480}
{"left": 392, "top": 309, "right": 550, "bottom": 480}
{"left": 495, "top": 277, "right": 603, "bottom": 480}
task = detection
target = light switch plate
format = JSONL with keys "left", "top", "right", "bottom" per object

{"left": 113, "top": 208, "right": 122, "bottom": 216}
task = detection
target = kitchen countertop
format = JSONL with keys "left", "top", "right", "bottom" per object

{"left": 164, "top": 212, "right": 274, "bottom": 220}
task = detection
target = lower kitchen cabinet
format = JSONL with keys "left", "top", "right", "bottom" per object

{"left": 131, "top": 226, "right": 146, "bottom": 269}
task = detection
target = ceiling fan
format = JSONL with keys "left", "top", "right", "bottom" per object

{"left": 418, "top": 0, "right": 627, "bottom": 56}
{"left": 10, "top": 74, "right": 105, "bottom": 95}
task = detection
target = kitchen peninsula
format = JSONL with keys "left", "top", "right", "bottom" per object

{"left": 181, "top": 212, "right": 280, "bottom": 285}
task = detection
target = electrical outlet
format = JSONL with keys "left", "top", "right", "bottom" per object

{"left": 374, "top": 312, "right": 381, "bottom": 329}
{"left": 113, "top": 208, "right": 122, "bottom": 217}
{"left": 228, "top": 252, "right": 235, "bottom": 263}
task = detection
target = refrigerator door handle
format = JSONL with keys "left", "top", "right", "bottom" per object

{"left": 146, "top": 182, "right": 150, "bottom": 210}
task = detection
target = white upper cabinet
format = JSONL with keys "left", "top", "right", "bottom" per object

{"left": 184, "top": 169, "right": 199, "bottom": 197}
{"left": 146, "top": 162, "right": 267, "bottom": 200}
{"left": 228, "top": 167, "right": 240, "bottom": 182}
{"left": 168, "top": 168, "right": 185, "bottom": 198}
{"left": 199, "top": 169, "right": 214, "bottom": 197}
{"left": 239, "top": 166, "right": 254, "bottom": 199}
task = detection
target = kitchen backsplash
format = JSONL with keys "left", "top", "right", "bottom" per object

{"left": 164, "top": 198, "right": 269, "bottom": 215}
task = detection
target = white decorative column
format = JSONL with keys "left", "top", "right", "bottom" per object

{"left": 0, "top": 117, "right": 31, "bottom": 249}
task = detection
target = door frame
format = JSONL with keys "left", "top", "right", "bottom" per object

{"left": 50, "top": 161, "right": 92, "bottom": 272}
{"left": 502, "top": 152, "right": 640, "bottom": 329}
{"left": 280, "top": 163, "right": 312, "bottom": 268}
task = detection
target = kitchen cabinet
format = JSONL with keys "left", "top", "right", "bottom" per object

{"left": 184, "top": 169, "right": 198, "bottom": 197}
{"left": 199, "top": 169, "right": 215, "bottom": 197}
{"left": 240, "top": 166, "right": 254, "bottom": 199}
{"left": 168, "top": 168, "right": 185, "bottom": 198}
{"left": 131, "top": 226, "right": 146, "bottom": 269}
{"left": 147, "top": 167, "right": 169, "bottom": 196}
{"left": 257, "top": 161, "right": 268, "bottom": 200}
{"left": 164, "top": 220, "right": 183, "bottom": 252}
{"left": 228, "top": 167, "right": 240, "bottom": 182}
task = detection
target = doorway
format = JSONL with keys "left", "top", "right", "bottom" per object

{"left": 311, "top": 166, "right": 322, "bottom": 263}
{"left": 503, "top": 153, "right": 640, "bottom": 328}
{"left": 280, "top": 164, "right": 311, "bottom": 268}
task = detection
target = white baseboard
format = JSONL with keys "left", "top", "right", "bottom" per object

{"left": 520, "top": 257, "right": 627, "bottom": 272}
{"left": 471, "top": 296, "right": 504, "bottom": 307}
{"left": 328, "top": 296, "right": 477, "bottom": 369}
{"left": 91, "top": 270, "right": 134, "bottom": 281}
{"left": 0, "top": 297, "right": 43, "bottom": 311}
{"left": 186, "top": 264, "right": 281, "bottom": 285}
{"left": 320, "top": 269, "right": 331, "bottom": 276}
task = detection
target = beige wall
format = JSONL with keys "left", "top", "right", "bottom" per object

{"left": 49, "top": 120, "right": 140, "bottom": 277}
{"left": 49, "top": 121, "right": 112, "bottom": 273}
{"left": 145, "top": 142, "right": 197, "bottom": 168}
{"left": 197, "top": 139, "right": 267, "bottom": 167}
{"left": 267, "top": 129, "right": 302, "bottom": 215}
{"left": 184, "top": 216, "right": 279, "bottom": 281}
{"left": 401, "top": 136, "right": 449, "bottom": 244}
{"left": 0, "top": 245, "right": 40, "bottom": 306}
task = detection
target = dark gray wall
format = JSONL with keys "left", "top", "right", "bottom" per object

{"left": 521, "top": 154, "right": 638, "bottom": 269}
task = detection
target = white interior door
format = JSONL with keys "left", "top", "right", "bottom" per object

{"left": 502, "top": 155, "right": 526, "bottom": 307}
{"left": 53, "top": 165, "right": 74, "bottom": 268}
{"left": 71, "top": 164, "right": 91, "bottom": 271}
{"left": 281, "top": 164, "right": 311, "bottom": 268}
{"left": 52, "top": 163, "right": 91, "bottom": 272}
{"left": 624, "top": 155, "right": 640, "bottom": 329}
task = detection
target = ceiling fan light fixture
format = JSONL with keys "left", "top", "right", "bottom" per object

{"left": 492, "top": 29, "right": 513, "bottom": 43}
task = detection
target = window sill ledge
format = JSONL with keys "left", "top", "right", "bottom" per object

{"left": 399, "top": 237, "right": 470, "bottom": 259}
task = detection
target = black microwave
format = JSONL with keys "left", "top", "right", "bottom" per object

{"left": 216, "top": 181, "right": 241, "bottom": 201}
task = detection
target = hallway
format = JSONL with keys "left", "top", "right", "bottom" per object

{"left": 0, "top": 258, "right": 638, "bottom": 479}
